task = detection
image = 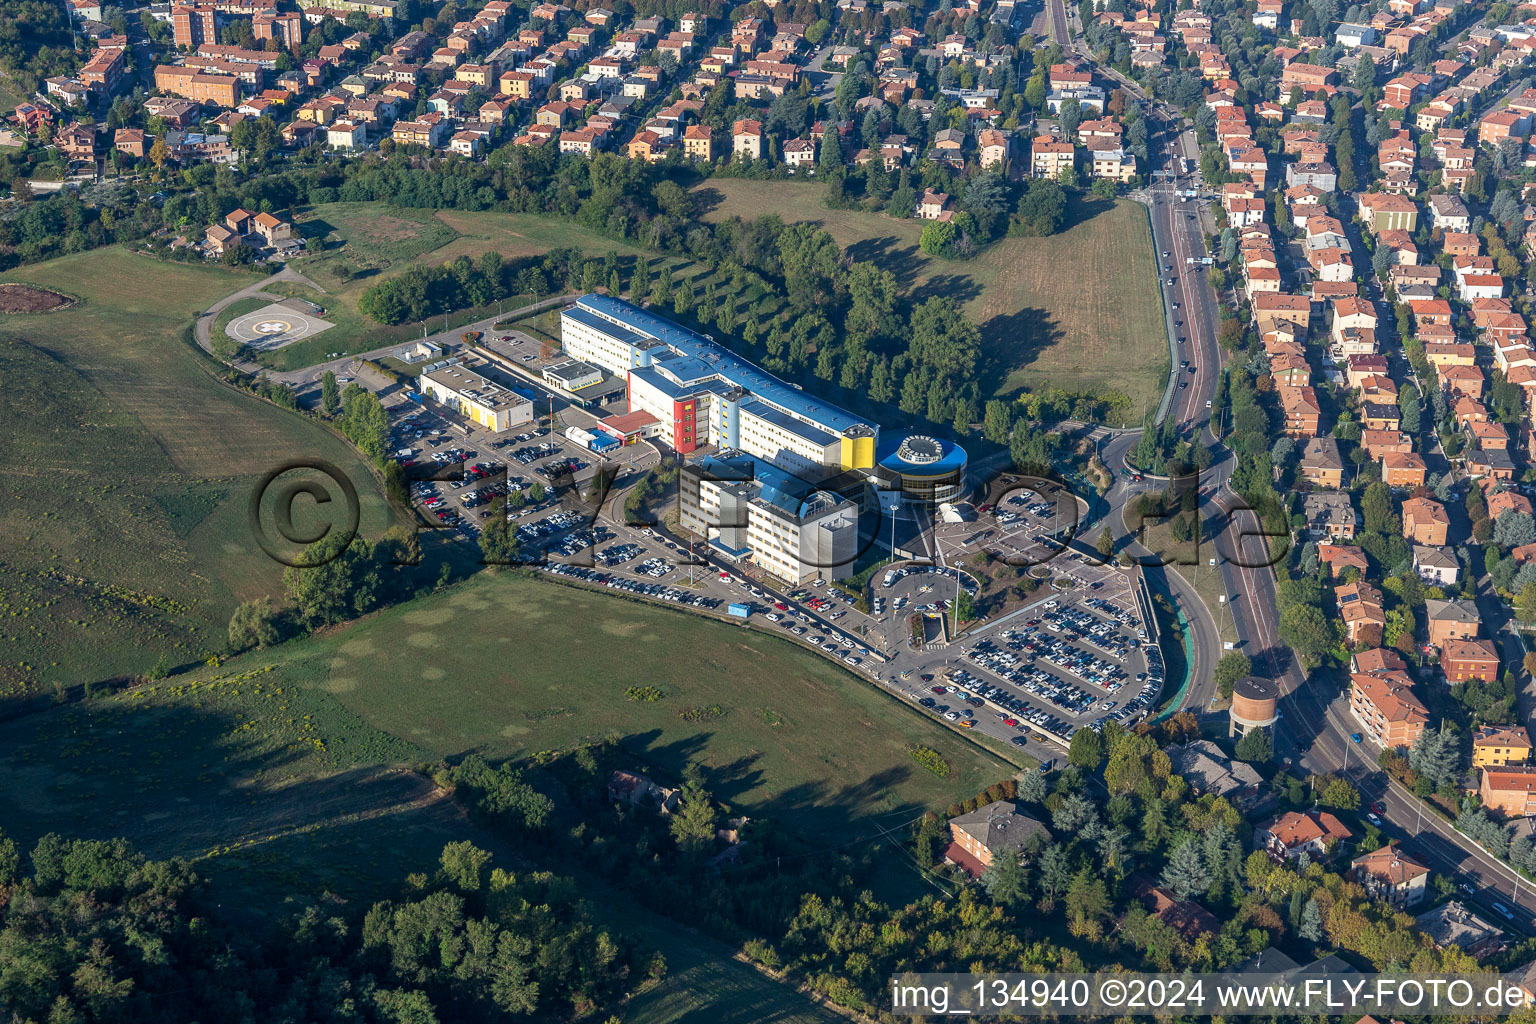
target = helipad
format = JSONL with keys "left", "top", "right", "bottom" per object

{"left": 226, "top": 301, "right": 335, "bottom": 351}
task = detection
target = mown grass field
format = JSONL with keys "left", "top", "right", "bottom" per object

{"left": 0, "top": 567, "right": 1001, "bottom": 1021}
{"left": 274, "top": 572, "right": 1005, "bottom": 836}
{"left": 692, "top": 179, "right": 1169, "bottom": 418}
{"left": 0, "top": 248, "right": 396, "bottom": 695}
{"left": 273, "top": 202, "right": 801, "bottom": 371}
{"left": 0, "top": 572, "right": 1006, "bottom": 866}
{"left": 0, "top": 652, "right": 843, "bottom": 1023}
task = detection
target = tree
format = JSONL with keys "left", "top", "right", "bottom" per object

{"left": 982, "top": 400, "right": 1013, "bottom": 444}
{"left": 1096, "top": 530, "right": 1114, "bottom": 560}
{"left": 1016, "top": 767, "right": 1047, "bottom": 804}
{"left": 1036, "top": 843, "right": 1069, "bottom": 909}
{"left": 1064, "top": 867, "right": 1110, "bottom": 939}
{"left": 1068, "top": 727, "right": 1103, "bottom": 770}
{"left": 1234, "top": 727, "right": 1272, "bottom": 763}
{"left": 1409, "top": 726, "right": 1461, "bottom": 789}
{"left": 321, "top": 370, "right": 341, "bottom": 418}
{"left": 1012, "top": 179, "right": 1068, "bottom": 236}
{"left": 1520, "top": 582, "right": 1536, "bottom": 625}
{"left": 1496, "top": 511, "right": 1536, "bottom": 550}
{"left": 1352, "top": 52, "right": 1376, "bottom": 90}
{"left": 283, "top": 533, "right": 382, "bottom": 628}
{"left": 338, "top": 385, "right": 389, "bottom": 465}
{"left": 479, "top": 508, "right": 522, "bottom": 566}
{"left": 1160, "top": 837, "right": 1208, "bottom": 900}
{"left": 981, "top": 852, "right": 1027, "bottom": 906}
{"left": 1399, "top": 384, "right": 1421, "bottom": 434}
{"left": 228, "top": 597, "right": 279, "bottom": 651}
{"left": 1280, "top": 602, "right": 1337, "bottom": 666}
{"left": 1213, "top": 651, "right": 1252, "bottom": 699}
{"left": 1319, "top": 776, "right": 1361, "bottom": 811}
{"left": 1299, "top": 898, "right": 1323, "bottom": 942}
{"left": 1056, "top": 99, "right": 1082, "bottom": 141}
{"left": 919, "top": 219, "right": 956, "bottom": 257}
{"left": 1362, "top": 481, "right": 1397, "bottom": 535}
{"left": 669, "top": 782, "right": 717, "bottom": 856}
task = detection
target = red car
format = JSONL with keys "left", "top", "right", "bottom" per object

{"left": 931, "top": 686, "right": 946, "bottom": 694}
{"left": 1002, "top": 717, "right": 1019, "bottom": 727}
{"left": 774, "top": 602, "right": 788, "bottom": 611}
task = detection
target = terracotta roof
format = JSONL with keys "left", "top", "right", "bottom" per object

{"left": 1352, "top": 842, "right": 1429, "bottom": 885}
{"left": 1262, "top": 810, "right": 1352, "bottom": 848}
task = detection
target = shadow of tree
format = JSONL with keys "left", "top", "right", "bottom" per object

{"left": 691, "top": 186, "right": 727, "bottom": 217}
{"left": 845, "top": 234, "right": 929, "bottom": 290}
{"left": 978, "top": 306, "right": 1065, "bottom": 396}
{"left": 1065, "top": 194, "right": 1117, "bottom": 228}
{"left": 912, "top": 271, "right": 983, "bottom": 306}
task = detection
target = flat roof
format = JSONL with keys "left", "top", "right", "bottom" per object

{"left": 692, "top": 451, "right": 825, "bottom": 516}
{"left": 572, "top": 294, "right": 868, "bottom": 434}
{"left": 741, "top": 399, "right": 838, "bottom": 448}
{"left": 421, "top": 363, "right": 530, "bottom": 412}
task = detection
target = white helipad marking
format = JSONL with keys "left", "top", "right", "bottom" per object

{"left": 253, "top": 319, "right": 294, "bottom": 335}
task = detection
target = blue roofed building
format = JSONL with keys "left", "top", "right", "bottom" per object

{"left": 679, "top": 451, "right": 861, "bottom": 583}
{"left": 560, "top": 295, "right": 878, "bottom": 477}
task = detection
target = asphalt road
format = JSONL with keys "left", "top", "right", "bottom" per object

{"left": 1131, "top": 85, "right": 1536, "bottom": 929}
{"left": 1045, "top": 0, "right": 1070, "bottom": 45}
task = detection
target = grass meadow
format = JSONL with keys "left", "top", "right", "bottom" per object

{"left": 0, "top": 568, "right": 1008, "bottom": 1021}
{"left": 0, "top": 248, "right": 396, "bottom": 696}
{"left": 691, "top": 179, "right": 1169, "bottom": 417}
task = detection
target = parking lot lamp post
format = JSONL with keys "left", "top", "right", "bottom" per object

{"left": 888, "top": 503, "right": 900, "bottom": 564}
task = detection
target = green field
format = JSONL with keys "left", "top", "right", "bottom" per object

{"left": 0, "top": 567, "right": 1003, "bottom": 1021}
{"left": 0, "top": 248, "right": 397, "bottom": 695}
{"left": 0, "top": 570, "right": 1005, "bottom": 870}
{"left": 265, "top": 572, "right": 1004, "bottom": 835}
{"left": 0, "top": 648, "right": 842, "bottom": 1022}
{"left": 269, "top": 202, "right": 800, "bottom": 371}
{"left": 692, "top": 179, "right": 1169, "bottom": 417}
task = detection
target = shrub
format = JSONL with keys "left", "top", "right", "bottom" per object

{"left": 910, "top": 745, "right": 952, "bottom": 778}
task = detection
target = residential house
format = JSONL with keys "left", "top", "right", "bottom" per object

{"left": 1351, "top": 843, "right": 1430, "bottom": 907}
{"left": 1480, "top": 766, "right": 1536, "bottom": 817}
{"left": 1031, "top": 134, "right": 1075, "bottom": 178}
{"left": 1349, "top": 668, "right": 1428, "bottom": 747}
{"left": 1298, "top": 436, "right": 1344, "bottom": 488}
{"left": 1424, "top": 598, "right": 1481, "bottom": 648}
{"left": 1257, "top": 810, "right": 1352, "bottom": 860}
{"left": 1442, "top": 637, "right": 1500, "bottom": 683}
{"left": 1277, "top": 385, "right": 1322, "bottom": 437}
{"left": 731, "top": 118, "right": 762, "bottom": 160}
{"left": 1319, "top": 543, "right": 1370, "bottom": 577}
{"left": 683, "top": 124, "right": 713, "bottom": 161}
{"left": 1305, "top": 491, "right": 1359, "bottom": 540}
{"left": 1358, "top": 191, "right": 1419, "bottom": 232}
{"left": 1401, "top": 497, "right": 1449, "bottom": 545}
{"left": 1413, "top": 545, "right": 1459, "bottom": 586}
{"left": 1474, "top": 725, "right": 1533, "bottom": 768}
{"left": 1336, "top": 580, "right": 1386, "bottom": 644}
{"left": 944, "top": 801, "right": 1052, "bottom": 877}
{"left": 1381, "top": 451, "right": 1427, "bottom": 487}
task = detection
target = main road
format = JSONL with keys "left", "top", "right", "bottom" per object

{"left": 1129, "top": 78, "right": 1536, "bottom": 928}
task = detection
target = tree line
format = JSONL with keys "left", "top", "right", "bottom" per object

{"left": 0, "top": 827, "right": 659, "bottom": 1023}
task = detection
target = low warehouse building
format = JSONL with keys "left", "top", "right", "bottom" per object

{"left": 418, "top": 363, "right": 533, "bottom": 433}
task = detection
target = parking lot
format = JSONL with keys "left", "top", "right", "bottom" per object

{"left": 867, "top": 497, "right": 1161, "bottom": 761}
{"left": 379, "top": 359, "right": 1163, "bottom": 768}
